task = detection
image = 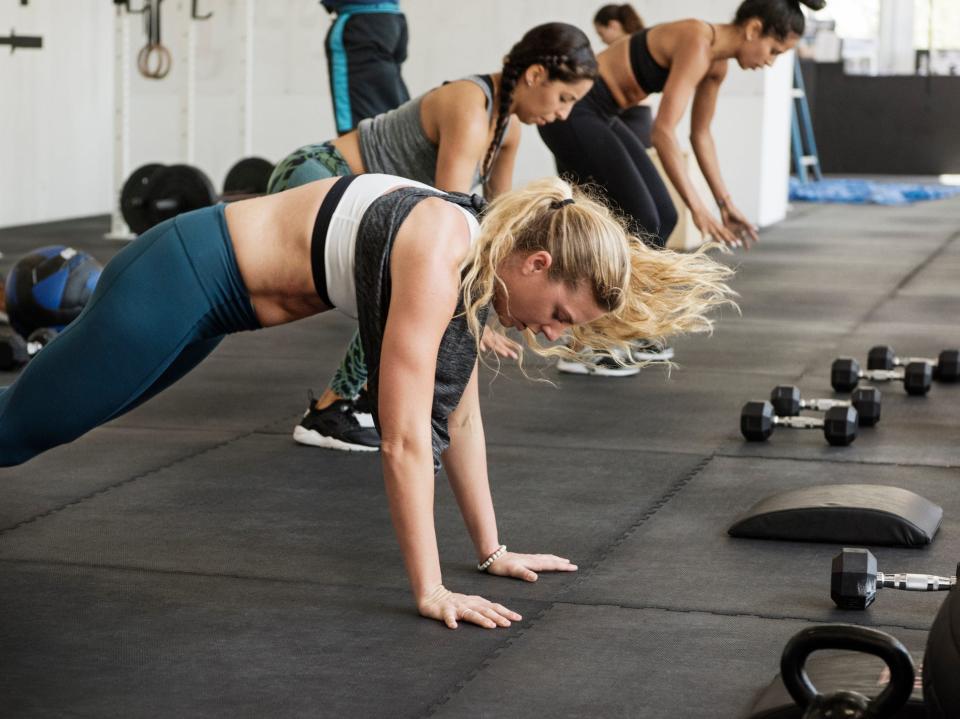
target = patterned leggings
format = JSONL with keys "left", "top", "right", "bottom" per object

{"left": 267, "top": 142, "right": 367, "bottom": 400}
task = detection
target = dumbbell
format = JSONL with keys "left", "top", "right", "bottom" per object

{"left": 831, "top": 357, "right": 932, "bottom": 396}
{"left": 831, "top": 547, "right": 956, "bottom": 610}
{"left": 120, "top": 158, "right": 275, "bottom": 235}
{"left": 868, "top": 345, "right": 960, "bottom": 383}
{"left": 0, "top": 327, "right": 58, "bottom": 371}
{"left": 770, "top": 385, "right": 882, "bottom": 427}
{"left": 740, "top": 400, "right": 858, "bottom": 446}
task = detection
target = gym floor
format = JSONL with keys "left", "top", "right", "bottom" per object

{"left": 1, "top": 194, "right": 958, "bottom": 717}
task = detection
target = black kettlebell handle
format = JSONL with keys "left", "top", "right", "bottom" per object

{"left": 781, "top": 625, "right": 915, "bottom": 718}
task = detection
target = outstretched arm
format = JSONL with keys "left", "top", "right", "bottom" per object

{"left": 652, "top": 36, "right": 738, "bottom": 246}
{"left": 379, "top": 200, "right": 520, "bottom": 630}
{"left": 441, "top": 361, "right": 578, "bottom": 583}
{"left": 690, "top": 62, "right": 759, "bottom": 247}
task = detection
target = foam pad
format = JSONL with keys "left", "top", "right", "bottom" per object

{"left": 924, "top": 590, "right": 960, "bottom": 718}
{"left": 728, "top": 484, "right": 943, "bottom": 547}
{"left": 749, "top": 651, "right": 926, "bottom": 718}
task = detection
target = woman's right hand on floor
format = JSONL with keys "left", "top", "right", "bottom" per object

{"left": 417, "top": 585, "right": 521, "bottom": 629}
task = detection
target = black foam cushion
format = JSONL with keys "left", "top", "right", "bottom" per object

{"left": 728, "top": 484, "right": 942, "bottom": 547}
{"left": 924, "top": 589, "right": 960, "bottom": 718}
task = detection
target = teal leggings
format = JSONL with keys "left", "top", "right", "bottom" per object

{"left": 268, "top": 141, "right": 367, "bottom": 401}
{"left": 0, "top": 205, "right": 260, "bottom": 466}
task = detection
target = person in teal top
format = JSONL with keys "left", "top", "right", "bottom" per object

{"left": 322, "top": 0, "right": 410, "bottom": 134}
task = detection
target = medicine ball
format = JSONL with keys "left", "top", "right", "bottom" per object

{"left": 4, "top": 245, "right": 102, "bottom": 337}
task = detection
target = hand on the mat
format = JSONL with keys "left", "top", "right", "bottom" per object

{"left": 720, "top": 202, "right": 759, "bottom": 248}
{"left": 418, "top": 585, "right": 522, "bottom": 629}
{"left": 480, "top": 326, "right": 522, "bottom": 360}
{"left": 486, "top": 551, "right": 578, "bottom": 582}
{"left": 692, "top": 209, "right": 739, "bottom": 248}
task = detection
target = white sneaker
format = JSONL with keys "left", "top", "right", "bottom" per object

{"left": 557, "top": 351, "right": 640, "bottom": 377}
{"left": 629, "top": 341, "right": 674, "bottom": 362}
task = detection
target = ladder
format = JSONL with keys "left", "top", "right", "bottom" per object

{"left": 791, "top": 57, "right": 823, "bottom": 183}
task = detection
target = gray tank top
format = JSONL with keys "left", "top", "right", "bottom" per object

{"left": 357, "top": 75, "right": 499, "bottom": 189}
{"left": 354, "top": 186, "right": 488, "bottom": 473}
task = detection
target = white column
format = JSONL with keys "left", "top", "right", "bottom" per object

{"left": 878, "top": 0, "right": 916, "bottom": 75}
{"left": 240, "top": 0, "right": 255, "bottom": 157}
{"left": 106, "top": 4, "right": 133, "bottom": 240}
{"left": 181, "top": 0, "right": 196, "bottom": 164}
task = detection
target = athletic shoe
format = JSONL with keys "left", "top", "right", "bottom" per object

{"left": 292, "top": 397, "right": 381, "bottom": 452}
{"left": 352, "top": 387, "right": 376, "bottom": 429}
{"left": 556, "top": 349, "right": 640, "bottom": 377}
{"left": 629, "top": 340, "right": 675, "bottom": 362}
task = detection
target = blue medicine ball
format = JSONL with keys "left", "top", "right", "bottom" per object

{"left": 4, "top": 245, "right": 102, "bottom": 337}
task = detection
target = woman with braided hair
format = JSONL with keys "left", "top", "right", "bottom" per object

{"left": 267, "top": 22, "right": 597, "bottom": 453}
{"left": 0, "top": 174, "right": 735, "bottom": 628}
{"left": 541, "top": 0, "right": 825, "bottom": 376}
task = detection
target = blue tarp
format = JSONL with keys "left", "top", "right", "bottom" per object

{"left": 789, "top": 177, "right": 960, "bottom": 206}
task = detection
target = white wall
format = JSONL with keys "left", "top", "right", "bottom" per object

{"left": 0, "top": 1, "right": 113, "bottom": 228}
{"left": 1, "top": 0, "right": 795, "bottom": 229}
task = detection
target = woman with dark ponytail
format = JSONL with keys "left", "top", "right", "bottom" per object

{"left": 542, "top": 0, "right": 824, "bottom": 376}
{"left": 594, "top": 4, "right": 654, "bottom": 146}
{"left": 267, "top": 22, "right": 598, "bottom": 452}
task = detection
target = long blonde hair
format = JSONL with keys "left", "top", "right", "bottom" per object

{"left": 459, "top": 177, "right": 735, "bottom": 365}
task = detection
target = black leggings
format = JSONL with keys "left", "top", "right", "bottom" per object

{"left": 539, "top": 79, "right": 676, "bottom": 248}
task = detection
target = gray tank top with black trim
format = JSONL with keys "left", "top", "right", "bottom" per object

{"left": 357, "top": 75, "right": 499, "bottom": 190}
{"left": 354, "top": 186, "right": 488, "bottom": 473}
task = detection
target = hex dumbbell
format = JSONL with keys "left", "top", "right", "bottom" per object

{"left": 0, "top": 327, "right": 58, "bottom": 370}
{"left": 831, "top": 357, "right": 932, "bottom": 396}
{"left": 740, "top": 400, "right": 858, "bottom": 446}
{"left": 867, "top": 345, "right": 960, "bottom": 383}
{"left": 831, "top": 547, "right": 957, "bottom": 610}
{"left": 770, "top": 385, "right": 882, "bottom": 427}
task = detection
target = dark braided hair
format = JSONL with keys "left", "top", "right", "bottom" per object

{"left": 593, "top": 4, "right": 644, "bottom": 34}
{"left": 480, "top": 23, "right": 598, "bottom": 185}
{"left": 734, "top": 0, "right": 826, "bottom": 40}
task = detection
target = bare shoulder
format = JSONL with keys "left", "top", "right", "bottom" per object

{"left": 394, "top": 196, "right": 472, "bottom": 270}
{"left": 427, "top": 80, "right": 492, "bottom": 131}
{"left": 662, "top": 19, "right": 713, "bottom": 54}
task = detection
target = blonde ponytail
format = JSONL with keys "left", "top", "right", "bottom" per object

{"left": 460, "top": 178, "right": 736, "bottom": 367}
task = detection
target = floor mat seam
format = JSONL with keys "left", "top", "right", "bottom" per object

{"left": 0, "top": 413, "right": 295, "bottom": 537}
{"left": 419, "top": 602, "right": 559, "bottom": 717}
{"left": 552, "top": 600, "right": 930, "bottom": 633}
{"left": 557, "top": 455, "right": 715, "bottom": 598}
{"left": 796, "top": 227, "right": 960, "bottom": 381}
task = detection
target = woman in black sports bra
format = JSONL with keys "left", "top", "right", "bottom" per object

{"left": 594, "top": 4, "right": 654, "bottom": 147}
{"left": 541, "top": 0, "right": 825, "bottom": 249}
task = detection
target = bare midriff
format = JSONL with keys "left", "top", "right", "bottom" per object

{"left": 598, "top": 35, "right": 649, "bottom": 110}
{"left": 330, "top": 131, "right": 367, "bottom": 174}
{"left": 225, "top": 179, "right": 337, "bottom": 327}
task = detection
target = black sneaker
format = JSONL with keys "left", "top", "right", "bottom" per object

{"left": 292, "top": 396, "right": 381, "bottom": 452}
{"left": 352, "top": 387, "right": 376, "bottom": 430}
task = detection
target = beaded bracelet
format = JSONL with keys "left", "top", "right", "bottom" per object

{"left": 477, "top": 545, "right": 507, "bottom": 572}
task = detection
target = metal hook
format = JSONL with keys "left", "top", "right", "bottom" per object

{"left": 191, "top": 0, "right": 213, "bottom": 20}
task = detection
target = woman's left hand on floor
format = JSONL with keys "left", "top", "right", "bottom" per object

{"left": 480, "top": 326, "right": 522, "bottom": 360}
{"left": 720, "top": 203, "right": 759, "bottom": 249}
{"left": 485, "top": 551, "right": 578, "bottom": 582}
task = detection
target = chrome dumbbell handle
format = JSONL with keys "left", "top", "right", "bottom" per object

{"left": 800, "top": 398, "right": 848, "bottom": 412}
{"left": 774, "top": 415, "right": 823, "bottom": 430}
{"left": 863, "top": 368, "right": 903, "bottom": 382}
{"left": 877, "top": 572, "right": 956, "bottom": 592}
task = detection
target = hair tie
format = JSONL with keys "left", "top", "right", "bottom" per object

{"left": 550, "top": 198, "right": 575, "bottom": 210}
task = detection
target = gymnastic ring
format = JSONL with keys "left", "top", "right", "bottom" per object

{"left": 137, "top": 43, "right": 172, "bottom": 80}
